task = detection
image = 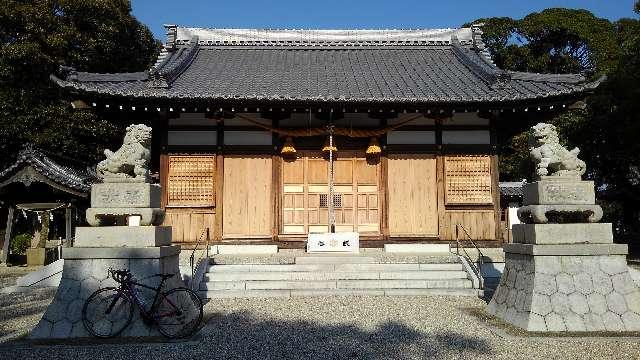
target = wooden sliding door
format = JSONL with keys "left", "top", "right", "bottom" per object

{"left": 387, "top": 154, "right": 438, "bottom": 237}
{"left": 222, "top": 156, "right": 272, "bottom": 238}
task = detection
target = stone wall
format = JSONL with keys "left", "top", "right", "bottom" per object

{"left": 489, "top": 252, "right": 640, "bottom": 331}
{"left": 30, "top": 247, "right": 182, "bottom": 338}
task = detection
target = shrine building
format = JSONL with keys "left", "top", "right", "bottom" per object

{"left": 51, "top": 25, "right": 601, "bottom": 248}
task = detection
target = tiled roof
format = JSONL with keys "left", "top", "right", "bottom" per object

{"left": 51, "top": 25, "right": 602, "bottom": 106}
{"left": 0, "top": 146, "right": 96, "bottom": 194}
{"left": 499, "top": 181, "right": 525, "bottom": 197}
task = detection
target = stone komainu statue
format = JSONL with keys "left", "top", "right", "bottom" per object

{"left": 97, "top": 124, "right": 152, "bottom": 182}
{"left": 528, "top": 123, "right": 586, "bottom": 178}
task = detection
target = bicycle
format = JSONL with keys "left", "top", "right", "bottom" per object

{"left": 82, "top": 268, "right": 203, "bottom": 339}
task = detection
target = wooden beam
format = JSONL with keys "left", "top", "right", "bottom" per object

{"left": 1, "top": 206, "right": 14, "bottom": 264}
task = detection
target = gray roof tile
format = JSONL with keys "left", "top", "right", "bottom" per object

{"left": 0, "top": 146, "right": 95, "bottom": 194}
{"left": 51, "top": 27, "right": 602, "bottom": 105}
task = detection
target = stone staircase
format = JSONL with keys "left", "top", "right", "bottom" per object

{"left": 199, "top": 251, "right": 481, "bottom": 298}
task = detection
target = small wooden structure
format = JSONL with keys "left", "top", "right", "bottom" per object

{"left": 52, "top": 25, "right": 601, "bottom": 248}
{"left": 0, "top": 146, "right": 94, "bottom": 263}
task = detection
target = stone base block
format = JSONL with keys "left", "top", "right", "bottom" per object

{"left": 513, "top": 223, "right": 613, "bottom": 245}
{"left": 26, "top": 248, "right": 47, "bottom": 266}
{"left": 524, "top": 178, "right": 595, "bottom": 205}
{"left": 487, "top": 252, "right": 640, "bottom": 332}
{"left": 29, "top": 246, "right": 185, "bottom": 339}
{"left": 91, "top": 183, "right": 161, "bottom": 208}
{"left": 307, "top": 232, "right": 359, "bottom": 252}
{"left": 503, "top": 243, "right": 627, "bottom": 256}
{"left": 518, "top": 204, "right": 603, "bottom": 224}
{"left": 86, "top": 207, "right": 164, "bottom": 226}
{"left": 74, "top": 226, "right": 172, "bottom": 248}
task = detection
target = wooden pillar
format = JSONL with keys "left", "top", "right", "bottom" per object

{"left": 159, "top": 154, "right": 169, "bottom": 209}
{"left": 214, "top": 117, "right": 225, "bottom": 242}
{"left": 491, "top": 154, "right": 502, "bottom": 241}
{"left": 436, "top": 155, "right": 447, "bottom": 240}
{"left": 214, "top": 154, "right": 224, "bottom": 241}
{"left": 380, "top": 155, "right": 390, "bottom": 240}
{"left": 271, "top": 117, "right": 281, "bottom": 241}
{"left": 65, "top": 206, "right": 73, "bottom": 246}
{"left": 2, "top": 206, "right": 15, "bottom": 264}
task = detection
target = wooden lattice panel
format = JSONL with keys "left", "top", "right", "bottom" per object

{"left": 444, "top": 155, "right": 492, "bottom": 205}
{"left": 281, "top": 156, "right": 379, "bottom": 234}
{"left": 167, "top": 155, "right": 215, "bottom": 207}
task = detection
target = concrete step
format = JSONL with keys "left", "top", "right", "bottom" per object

{"left": 200, "top": 278, "right": 472, "bottom": 291}
{"left": 336, "top": 279, "right": 472, "bottom": 289}
{"left": 207, "top": 264, "right": 335, "bottom": 273}
{"left": 200, "top": 288, "right": 482, "bottom": 299}
{"left": 295, "top": 256, "right": 377, "bottom": 264}
{"left": 205, "top": 263, "right": 464, "bottom": 273}
{"left": 203, "top": 270, "right": 468, "bottom": 282}
{"left": 332, "top": 263, "right": 463, "bottom": 272}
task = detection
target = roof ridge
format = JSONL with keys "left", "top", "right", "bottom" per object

{"left": 451, "top": 39, "right": 511, "bottom": 87}
{"left": 470, "top": 23, "right": 495, "bottom": 65}
{"left": 164, "top": 25, "right": 475, "bottom": 47}
{"left": 149, "top": 36, "right": 200, "bottom": 88}
{"left": 175, "top": 26, "right": 463, "bottom": 32}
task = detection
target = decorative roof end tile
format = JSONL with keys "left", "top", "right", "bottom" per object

{"left": 164, "top": 24, "right": 178, "bottom": 51}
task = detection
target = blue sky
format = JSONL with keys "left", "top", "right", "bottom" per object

{"left": 132, "top": 0, "right": 637, "bottom": 39}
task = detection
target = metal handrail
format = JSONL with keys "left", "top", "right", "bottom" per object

{"left": 189, "top": 228, "right": 210, "bottom": 289}
{"left": 454, "top": 224, "right": 485, "bottom": 290}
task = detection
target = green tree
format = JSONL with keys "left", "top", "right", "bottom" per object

{"left": 469, "top": 7, "right": 640, "bottom": 242}
{"left": 0, "top": 0, "right": 159, "bottom": 167}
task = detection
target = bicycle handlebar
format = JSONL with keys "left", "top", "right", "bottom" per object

{"left": 109, "top": 268, "right": 133, "bottom": 284}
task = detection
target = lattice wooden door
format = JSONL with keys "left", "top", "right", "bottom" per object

{"left": 281, "top": 155, "right": 379, "bottom": 235}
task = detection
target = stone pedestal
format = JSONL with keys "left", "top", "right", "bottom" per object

{"left": 86, "top": 183, "right": 164, "bottom": 226}
{"left": 518, "top": 178, "right": 603, "bottom": 224}
{"left": 488, "top": 238, "right": 640, "bottom": 332}
{"left": 489, "top": 175, "right": 640, "bottom": 332}
{"left": 30, "top": 246, "right": 183, "bottom": 339}
{"left": 30, "top": 171, "right": 184, "bottom": 338}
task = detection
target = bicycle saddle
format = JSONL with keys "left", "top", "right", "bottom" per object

{"left": 153, "top": 273, "right": 175, "bottom": 280}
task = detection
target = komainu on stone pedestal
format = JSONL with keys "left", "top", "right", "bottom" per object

{"left": 488, "top": 122, "right": 640, "bottom": 332}
{"left": 518, "top": 123, "right": 601, "bottom": 224}
{"left": 86, "top": 125, "right": 163, "bottom": 226}
{"left": 30, "top": 124, "right": 187, "bottom": 339}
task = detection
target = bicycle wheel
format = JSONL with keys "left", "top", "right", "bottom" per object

{"left": 82, "top": 287, "right": 134, "bottom": 338}
{"left": 155, "top": 287, "right": 203, "bottom": 339}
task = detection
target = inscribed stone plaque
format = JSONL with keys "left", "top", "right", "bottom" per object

{"left": 524, "top": 179, "right": 595, "bottom": 205}
{"left": 91, "top": 183, "right": 161, "bottom": 208}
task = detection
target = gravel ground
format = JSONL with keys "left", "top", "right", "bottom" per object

{"left": 0, "top": 292, "right": 639, "bottom": 360}
{"left": 0, "top": 265, "right": 32, "bottom": 288}
{"left": 0, "top": 266, "right": 57, "bottom": 342}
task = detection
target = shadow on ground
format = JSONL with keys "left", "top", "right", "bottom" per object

{"left": 199, "top": 311, "right": 493, "bottom": 359}
{"left": 0, "top": 287, "right": 55, "bottom": 338}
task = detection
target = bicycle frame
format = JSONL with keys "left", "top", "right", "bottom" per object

{"left": 109, "top": 276, "right": 181, "bottom": 323}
